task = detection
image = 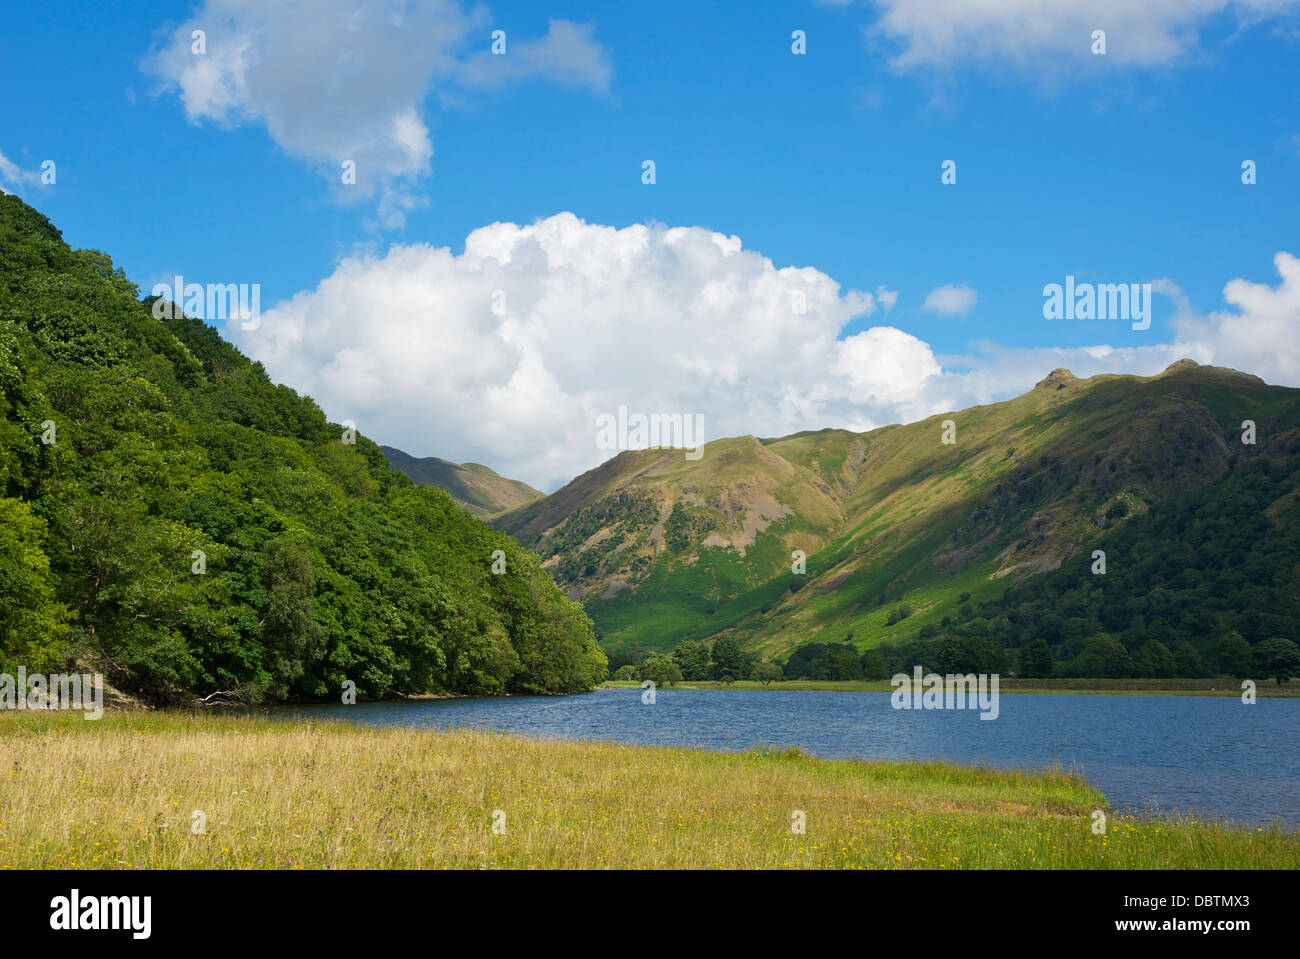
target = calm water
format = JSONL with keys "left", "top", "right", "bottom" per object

{"left": 274, "top": 688, "right": 1300, "bottom": 827}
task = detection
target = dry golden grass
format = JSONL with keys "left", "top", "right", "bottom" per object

{"left": 1, "top": 711, "right": 1295, "bottom": 869}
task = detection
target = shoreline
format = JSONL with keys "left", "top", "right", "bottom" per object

{"left": 600, "top": 679, "right": 1300, "bottom": 697}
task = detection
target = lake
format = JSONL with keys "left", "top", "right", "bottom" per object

{"left": 275, "top": 688, "right": 1300, "bottom": 828}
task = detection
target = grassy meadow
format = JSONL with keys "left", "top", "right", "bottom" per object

{"left": 1, "top": 711, "right": 1296, "bottom": 869}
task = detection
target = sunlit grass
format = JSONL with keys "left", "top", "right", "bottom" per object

{"left": 1, "top": 711, "right": 1295, "bottom": 869}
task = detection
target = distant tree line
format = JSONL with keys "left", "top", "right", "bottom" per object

{"left": 606, "top": 636, "right": 782, "bottom": 686}
{"left": 618, "top": 624, "right": 1299, "bottom": 688}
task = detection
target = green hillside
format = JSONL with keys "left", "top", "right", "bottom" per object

{"left": 0, "top": 195, "right": 605, "bottom": 704}
{"left": 496, "top": 361, "right": 1300, "bottom": 671}
{"left": 866, "top": 438, "right": 1300, "bottom": 682}
{"left": 381, "top": 445, "right": 544, "bottom": 518}
{"left": 494, "top": 432, "right": 848, "bottom": 647}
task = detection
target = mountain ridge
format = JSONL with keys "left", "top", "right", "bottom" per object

{"left": 493, "top": 361, "right": 1300, "bottom": 660}
{"left": 381, "top": 445, "right": 544, "bottom": 518}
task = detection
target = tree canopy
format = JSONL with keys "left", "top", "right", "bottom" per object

{"left": 0, "top": 195, "right": 605, "bottom": 703}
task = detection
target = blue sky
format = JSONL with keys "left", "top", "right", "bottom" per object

{"left": 3, "top": 1, "right": 1299, "bottom": 487}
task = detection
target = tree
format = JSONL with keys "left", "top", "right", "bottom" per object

{"left": 1252, "top": 637, "right": 1300, "bottom": 685}
{"left": 784, "top": 642, "right": 831, "bottom": 679}
{"left": 1172, "top": 642, "right": 1208, "bottom": 678}
{"left": 937, "top": 635, "right": 1005, "bottom": 675}
{"left": 0, "top": 498, "right": 69, "bottom": 672}
{"left": 1214, "top": 631, "right": 1253, "bottom": 678}
{"left": 1133, "top": 640, "right": 1176, "bottom": 679}
{"left": 260, "top": 539, "right": 324, "bottom": 697}
{"left": 1016, "top": 638, "right": 1053, "bottom": 679}
{"left": 638, "top": 653, "right": 682, "bottom": 687}
{"left": 671, "top": 640, "right": 712, "bottom": 681}
{"left": 886, "top": 604, "right": 914, "bottom": 626}
{"left": 816, "top": 645, "right": 863, "bottom": 680}
{"left": 749, "top": 661, "right": 783, "bottom": 685}
{"left": 1077, "top": 634, "right": 1132, "bottom": 678}
{"left": 709, "top": 636, "right": 752, "bottom": 682}
{"left": 860, "top": 650, "right": 890, "bottom": 680}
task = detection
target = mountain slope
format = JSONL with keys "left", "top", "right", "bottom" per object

{"left": 495, "top": 362, "right": 1300, "bottom": 660}
{"left": 381, "top": 445, "right": 543, "bottom": 518}
{"left": 863, "top": 440, "right": 1300, "bottom": 682}
{"left": 0, "top": 194, "right": 605, "bottom": 703}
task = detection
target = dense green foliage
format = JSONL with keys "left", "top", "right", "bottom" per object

{"left": 610, "top": 635, "right": 789, "bottom": 685}
{"left": 782, "top": 640, "right": 891, "bottom": 681}
{"left": 0, "top": 196, "right": 605, "bottom": 702}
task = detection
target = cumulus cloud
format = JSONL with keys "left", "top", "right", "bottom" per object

{"left": 232, "top": 212, "right": 1300, "bottom": 490}
{"left": 869, "top": 0, "right": 1300, "bottom": 71}
{"left": 922, "top": 284, "right": 977, "bottom": 315}
{"left": 143, "top": 2, "right": 610, "bottom": 225}
{"left": 1169, "top": 251, "right": 1300, "bottom": 385}
{"left": 236, "top": 214, "right": 924, "bottom": 488}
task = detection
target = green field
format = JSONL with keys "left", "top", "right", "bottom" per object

{"left": 1, "top": 711, "right": 1295, "bottom": 869}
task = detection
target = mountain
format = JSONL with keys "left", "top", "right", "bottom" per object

{"left": 381, "top": 446, "right": 543, "bottom": 518}
{"left": 0, "top": 194, "right": 605, "bottom": 704}
{"left": 494, "top": 362, "right": 1300, "bottom": 667}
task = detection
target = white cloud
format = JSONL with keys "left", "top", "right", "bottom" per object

{"left": 458, "top": 19, "right": 612, "bottom": 92}
{"left": 922, "top": 284, "right": 977, "bottom": 315}
{"left": 237, "top": 213, "right": 916, "bottom": 489}
{"left": 144, "top": 2, "right": 609, "bottom": 226}
{"left": 1169, "top": 251, "right": 1300, "bottom": 385}
{"left": 869, "top": 0, "right": 1300, "bottom": 71}
{"left": 235, "top": 212, "right": 1300, "bottom": 490}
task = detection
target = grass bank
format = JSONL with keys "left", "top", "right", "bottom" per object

{"left": 1, "top": 711, "right": 1294, "bottom": 869}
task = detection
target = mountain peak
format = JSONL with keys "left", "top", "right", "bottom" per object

{"left": 1035, "top": 368, "right": 1076, "bottom": 390}
{"left": 1163, "top": 358, "right": 1200, "bottom": 373}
